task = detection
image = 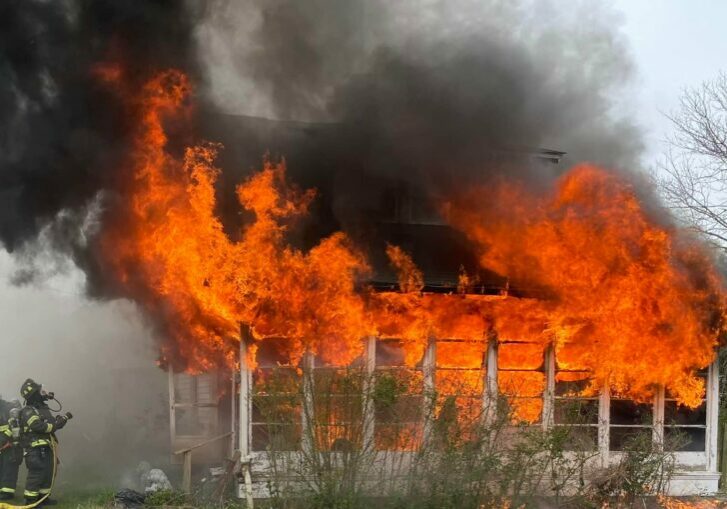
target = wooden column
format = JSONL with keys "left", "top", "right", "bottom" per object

{"left": 301, "top": 350, "right": 315, "bottom": 455}
{"left": 598, "top": 384, "right": 610, "bottom": 467}
{"left": 483, "top": 336, "right": 498, "bottom": 425}
{"left": 542, "top": 345, "right": 555, "bottom": 430}
{"left": 653, "top": 386, "right": 665, "bottom": 447}
{"left": 168, "top": 369, "right": 176, "bottom": 458}
{"left": 230, "top": 369, "right": 237, "bottom": 457}
{"left": 239, "top": 325, "right": 252, "bottom": 457}
{"left": 238, "top": 325, "right": 255, "bottom": 507}
{"left": 422, "top": 337, "right": 437, "bottom": 444}
{"left": 707, "top": 358, "right": 720, "bottom": 473}
{"left": 362, "top": 336, "right": 377, "bottom": 450}
{"left": 181, "top": 451, "right": 192, "bottom": 493}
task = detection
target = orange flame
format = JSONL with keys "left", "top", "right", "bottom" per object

{"left": 101, "top": 70, "right": 725, "bottom": 413}
{"left": 386, "top": 244, "right": 424, "bottom": 293}
{"left": 446, "top": 167, "right": 726, "bottom": 407}
{"left": 657, "top": 496, "right": 721, "bottom": 509}
{"left": 102, "top": 70, "right": 371, "bottom": 370}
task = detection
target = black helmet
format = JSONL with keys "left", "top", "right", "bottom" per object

{"left": 20, "top": 379, "right": 41, "bottom": 400}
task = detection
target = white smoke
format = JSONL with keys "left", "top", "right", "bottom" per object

{"left": 0, "top": 251, "right": 168, "bottom": 488}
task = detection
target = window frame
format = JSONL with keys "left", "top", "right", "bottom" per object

{"left": 240, "top": 336, "right": 719, "bottom": 471}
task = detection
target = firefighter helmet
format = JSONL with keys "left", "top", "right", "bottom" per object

{"left": 20, "top": 378, "right": 41, "bottom": 400}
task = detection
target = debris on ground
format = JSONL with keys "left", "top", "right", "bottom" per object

{"left": 113, "top": 488, "right": 146, "bottom": 509}
{"left": 136, "top": 461, "right": 173, "bottom": 494}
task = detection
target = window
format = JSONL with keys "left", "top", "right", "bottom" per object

{"left": 173, "top": 373, "right": 219, "bottom": 436}
{"left": 553, "top": 343, "right": 599, "bottom": 450}
{"left": 251, "top": 338, "right": 302, "bottom": 451}
{"left": 553, "top": 370, "right": 599, "bottom": 450}
{"left": 311, "top": 358, "right": 365, "bottom": 451}
{"left": 434, "top": 339, "right": 486, "bottom": 440}
{"left": 664, "top": 371, "right": 707, "bottom": 452}
{"left": 608, "top": 393, "right": 653, "bottom": 451}
{"left": 243, "top": 335, "right": 716, "bottom": 463}
{"left": 374, "top": 339, "right": 424, "bottom": 450}
{"left": 497, "top": 342, "right": 545, "bottom": 423}
{"left": 380, "top": 187, "right": 447, "bottom": 225}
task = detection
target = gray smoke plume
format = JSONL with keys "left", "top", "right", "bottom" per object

{"left": 0, "top": 0, "right": 646, "bottom": 284}
{"left": 191, "top": 0, "right": 648, "bottom": 264}
{"left": 0, "top": 0, "right": 650, "bottom": 364}
{"left": 193, "top": 0, "right": 647, "bottom": 283}
{"left": 0, "top": 0, "right": 648, "bottom": 274}
{"left": 0, "top": 0, "right": 204, "bottom": 268}
{"left": 0, "top": 251, "right": 169, "bottom": 489}
{"left": 197, "top": 0, "right": 643, "bottom": 175}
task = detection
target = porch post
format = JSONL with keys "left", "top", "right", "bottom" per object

{"left": 483, "top": 334, "right": 498, "bottom": 425}
{"left": 168, "top": 369, "right": 177, "bottom": 458}
{"left": 598, "top": 384, "right": 610, "bottom": 467}
{"left": 542, "top": 345, "right": 555, "bottom": 430}
{"left": 653, "top": 386, "right": 665, "bottom": 447}
{"left": 301, "top": 350, "right": 315, "bottom": 455}
{"left": 231, "top": 369, "right": 237, "bottom": 457}
{"left": 422, "top": 337, "right": 437, "bottom": 444}
{"left": 708, "top": 357, "right": 720, "bottom": 473}
{"left": 362, "top": 336, "right": 377, "bottom": 449}
{"left": 239, "top": 324, "right": 252, "bottom": 457}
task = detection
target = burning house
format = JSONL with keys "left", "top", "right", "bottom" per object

{"left": 4, "top": 2, "right": 727, "bottom": 503}
{"left": 159, "top": 107, "right": 723, "bottom": 498}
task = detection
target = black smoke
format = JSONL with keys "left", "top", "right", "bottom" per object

{"left": 0, "top": 0, "right": 203, "bottom": 279}
{"left": 195, "top": 0, "right": 645, "bottom": 282}
{"left": 197, "top": 0, "right": 643, "bottom": 171}
{"left": 1, "top": 0, "right": 647, "bottom": 289}
{"left": 0, "top": 1, "right": 210, "bottom": 484}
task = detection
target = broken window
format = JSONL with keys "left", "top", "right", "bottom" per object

{"left": 608, "top": 392, "right": 653, "bottom": 451}
{"left": 251, "top": 338, "right": 302, "bottom": 451}
{"left": 553, "top": 342, "right": 599, "bottom": 450}
{"left": 497, "top": 341, "right": 545, "bottom": 424}
{"left": 433, "top": 339, "right": 486, "bottom": 441}
{"left": 553, "top": 370, "right": 599, "bottom": 450}
{"left": 311, "top": 356, "right": 366, "bottom": 451}
{"left": 664, "top": 371, "right": 707, "bottom": 452}
{"left": 374, "top": 339, "right": 424, "bottom": 450}
{"left": 242, "top": 334, "right": 715, "bottom": 459}
{"left": 380, "top": 186, "right": 447, "bottom": 225}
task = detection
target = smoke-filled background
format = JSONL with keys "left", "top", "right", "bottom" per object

{"left": 197, "top": 0, "right": 645, "bottom": 244}
{"left": 198, "top": 0, "right": 642, "bottom": 168}
{"left": 0, "top": 0, "right": 669, "bottom": 486}
{"left": 0, "top": 0, "right": 202, "bottom": 485}
{"left": 0, "top": 252, "right": 168, "bottom": 489}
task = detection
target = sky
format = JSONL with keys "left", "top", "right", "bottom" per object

{"left": 613, "top": 0, "right": 727, "bottom": 170}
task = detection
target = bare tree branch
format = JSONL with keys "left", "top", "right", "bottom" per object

{"left": 659, "top": 72, "right": 727, "bottom": 253}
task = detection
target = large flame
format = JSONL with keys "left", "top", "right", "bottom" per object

{"left": 446, "top": 167, "right": 726, "bottom": 407}
{"left": 101, "top": 70, "right": 725, "bottom": 412}
{"left": 102, "top": 70, "right": 372, "bottom": 370}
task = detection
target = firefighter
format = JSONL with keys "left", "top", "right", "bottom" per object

{"left": 19, "top": 379, "right": 69, "bottom": 506}
{"left": 0, "top": 398, "right": 22, "bottom": 500}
